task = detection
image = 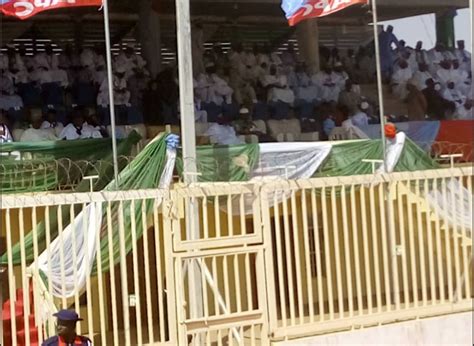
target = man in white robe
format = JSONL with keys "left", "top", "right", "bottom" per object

{"left": 59, "top": 113, "right": 102, "bottom": 140}
{"left": 350, "top": 101, "right": 370, "bottom": 128}
{"left": 412, "top": 63, "right": 434, "bottom": 91}
{"left": 311, "top": 67, "right": 339, "bottom": 103}
{"left": 20, "top": 118, "right": 58, "bottom": 142}
{"left": 391, "top": 59, "right": 413, "bottom": 99}
{"left": 205, "top": 116, "right": 244, "bottom": 145}
{"left": 293, "top": 65, "right": 318, "bottom": 103}
{"left": 450, "top": 59, "right": 471, "bottom": 95}
{"left": 442, "top": 81, "right": 467, "bottom": 118}
{"left": 436, "top": 60, "right": 455, "bottom": 88}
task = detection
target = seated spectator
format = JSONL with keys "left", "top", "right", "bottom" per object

{"left": 20, "top": 117, "right": 58, "bottom": 142}
{"left": 333, "top": 61, "right": 349, "bottom": 91}
{"left": 233, "top": 107, "right": 274, "bottom": 142}
{"left": 451, "top": 59, "right": 471, "bottom": 95}
{"left": 0, "top": 111, "right": 13, "bottom": 143}
{"left": 422, "top": 79, "right": 455, "bottom": 119}
{"left": 87, "top": 113, "right": 109, "bottom": 138}
{"left": 59, "top": 112, "right": 102, "bottom": 140}
{"left": 323, "top": 115, "right": 336, "bottom": 139}
{"left": 194, "top": 97, "right": 208, "bottom": 123}
{"left": 312, "top": 66, "right": 339, "bottom": 103}
{"left": 196, "top": 63, "right": 233, "bottom": 106}
{"left": 0, "top": 80, "right": 24, "bottom": 111}
{"left": 261, "top": 65, "right": 295, "bottom": 105}
{"left": 205, "top": 115, "right": 244, "bottom": 145}
{"left": 391, "top": 59, "right": 412, "bottom": 99}
{"left": 442, "top": 81, "right": 467, "bottom": 118}
{"left": 405, "top": 82, "right": 427, "bottom": 121}
{"left": 436, "top": 59, "right": 453, "bottom": 88}
{"left": 350, "top": 101, "right": 370, "bottom": 128}
{"left": 412, "top": 63, "right": 434, "bottom": 91}
{"left": 338, "top": 79, "right": 361, "bottom": 114}
{"left": 41, "top": 109, "right": 64, "bottom": 136}
{"left": 456, "top": 100, "right": 473, "bottom": 119}
{"left": 292, "top": 64, "right": 319, "bottom": 104}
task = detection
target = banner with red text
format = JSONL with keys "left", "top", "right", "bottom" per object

{"left": 1, "top": 0, "right": 102, "bottom": 20}
{"left": 282, "top": 0, "right": 367, "bottom": 26}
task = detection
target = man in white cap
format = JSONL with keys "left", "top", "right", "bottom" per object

{"left": 262, "top": 65, "right": 295, "bottom": 105}
{"left": 350, "top": 100, "right": 370, "bottom": 128}
{"left": 20, "top": 116, "right": 58, "bottom": 142}
{"left": 333, "top": 61, "right": 349, "bottom": 93}
{"left": 293, "top": 64, "right": 318, "bottom": 104}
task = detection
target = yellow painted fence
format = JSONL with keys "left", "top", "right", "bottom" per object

{"left": 1, "top": 167, "right": 472, "bottom": 345}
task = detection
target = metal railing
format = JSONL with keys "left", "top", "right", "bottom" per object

{"left": 1, "top": 167, "right": 472, "bottom": 345}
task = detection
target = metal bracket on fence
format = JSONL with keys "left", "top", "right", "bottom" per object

{"left": 361, "top": 159, "right": 384, "bottom": 174}
{"left": 394, "top": 245, "right": 403, "bottom": 256}
{"left": 439, "top": 154, "right": 463, "bottom": 169}
{"left": 83, "top": 175, "right": 99, "bottom": 193}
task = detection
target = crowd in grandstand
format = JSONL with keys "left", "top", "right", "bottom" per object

{"left": 0, "top": 24, "right": 472, "bottom": 145}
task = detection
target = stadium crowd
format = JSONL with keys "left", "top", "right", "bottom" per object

{"left": 0, "top": 24, "right": 472, "bottom": 145}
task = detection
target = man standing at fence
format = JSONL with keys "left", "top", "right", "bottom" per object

{"left": 42, "top": 310, "right": 92, "bottom": 346}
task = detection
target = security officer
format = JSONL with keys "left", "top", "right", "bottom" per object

{"left": 42, "top": 310, "right": 92, "bottom": 346}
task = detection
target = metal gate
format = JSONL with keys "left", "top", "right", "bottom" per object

{"left": 164, "top": 184, "right": 270, "bottom": 345}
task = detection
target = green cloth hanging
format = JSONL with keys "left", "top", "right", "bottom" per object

{"left": 0, "top": 132, "right": 141, "bottom": 194}
{"left": 0, "top": 132, "right": 143, "bottom": 266}
{"left": 176, "top": 144, "right": 260, "bottom": 182}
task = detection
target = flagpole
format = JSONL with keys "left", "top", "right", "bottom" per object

{"left": 370, "top": 0, "right": 387, "bottom": 169}
{"left": 103, "top": 0, "right": 120, "bottom": 187}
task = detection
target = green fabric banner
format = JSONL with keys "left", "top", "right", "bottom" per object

{"left": 0, "top": 132, "right": 141, "bottom": 194}
{"left": 0, "top": 132, "right": 144, "bottom": 266}
{"left": 176, "top": 144, "right": 260, "bottom": 182}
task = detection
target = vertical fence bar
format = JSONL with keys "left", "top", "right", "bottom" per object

{"left": 387, "top": 182, "right": 401, "bottom": 310}
{"left": 464, "top": 176, "right": 473, "bottom": 299}
{"left": 349, "top": 185, "right": 363, "bottom": 315}
{"left": 310, "top": 188, "right": 325, "bottom": 321}
{"left": 31, "top": 207, "right": 43, "bottom": 345}
{"left": 369, "top": 184, "right": 382, "bottom": 312}
{"left": 118, "top": 201, "right": 131, "bottom": 345}
{"left": 18, "top": 207, "right": 30, "bottom": 346}
{"left": 45, "top": 206, "right": 55, "bottom": 337}
{"left": 202, "top": 197, "right": 209, "bottom": 240}
{"left": 214, "top": 196, "right": 221, "bottom": 239}
{"left": 423, "top": 179, "right": 436, "bottom": 303}
{"left": 340, "top": 185, "right": 354, "bottom": 318}
{"left": 282, "top": 192, "right": 296, "bottom": 325}
{"left": 140, "top": 199, "right": 154, "bottom": 344}
{"left": 57, "top": 205, "right": 67, "bottom": 308}
{"left": 106, "top": 202, "right": 120, "bottom": 346}
{"left": 129, "top": 200, "right": 143, "bottom": 345}
{"left": 273, "top": 192, "right": 287, "bottom": 327}
{"left": 396, "top": 182, "right": 409, "bottom": 309}
{"left": 441, "top": 178, "right": 453, "bottom": 301}
{"left": 432, "top": 178, "right": 445, "bottom": 304}
{"left": 69, "top": 204, "right": 81, "bottom": 335}
{"left": 330, "top": 187, "right": 344, "bottom": 318}
{"left": 95, "top": 202, "right": 107, "bottom": 346}
{"left": 406, "top": 181, "right": 419, "bottom": 307}
{"left": 83, "top": 202, "right": 94, "bottom": 339}
{"left": 290, "top": 190, "right": 304, "bottom": 324}
{"left": 415, "top": 180, "right": 428, "bottom": 306}
{"left": 378, "top": 183, "right": 392, "bottom": 310}
{"left": 153, "top": 205, "right": 166, "bottom": 342}
{"left": 449, "top": 177, "right": 462, "bottom": 301}
{"left": 301, "top": 189, "right": 315, "bottom": 322}
{"left": 360, "top": 185, "right": 373, "bottom": 313}
{"left": 5, "top": 209, "right": 18, "bottom": 346}
{"left": 321, "top": 187, "right": 334, "bottom": 320}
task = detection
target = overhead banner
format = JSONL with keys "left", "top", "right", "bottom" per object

{"left": 1, "top": 0, "right": 102, "bottom": 19}
{"left": 282, "top": 0, "right": 367, "bottom": 26}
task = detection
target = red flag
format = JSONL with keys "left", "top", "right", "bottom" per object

{"left": 1, "top": 0, "right": 102, "bottom": 20}
{"left": 286, "top": 0, "right": 367, "bottom": 26}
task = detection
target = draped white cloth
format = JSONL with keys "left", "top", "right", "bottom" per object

{"left": 376, "top": 132, "right": 406, "bottom": 174}
{"left": 31, "top": 148, "right": 177, "bottom": 299}
{"left": 426, "top": 179, "right": 473, "bottom": 235}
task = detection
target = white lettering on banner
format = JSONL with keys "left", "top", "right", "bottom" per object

{"left": 34, "top": 0, "right": 51, "bottom": 7}
{"left": 12, "top": 0, "right": 78, "bottom": 17}
{"left": 301, "top": 0, "right": 353, "bottom": 18}
{"left": 13, "top": 1, "right": 34, "bottom": 16}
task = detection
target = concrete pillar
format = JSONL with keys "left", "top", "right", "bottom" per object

{"left": 296, "top": 18, "right": 320, "bottom": 74}
{"left": 138, "top": 0, "right": 161, "bottom": 77}
{"left": 436, "top": 10, "right": 457, "bottom": 49}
